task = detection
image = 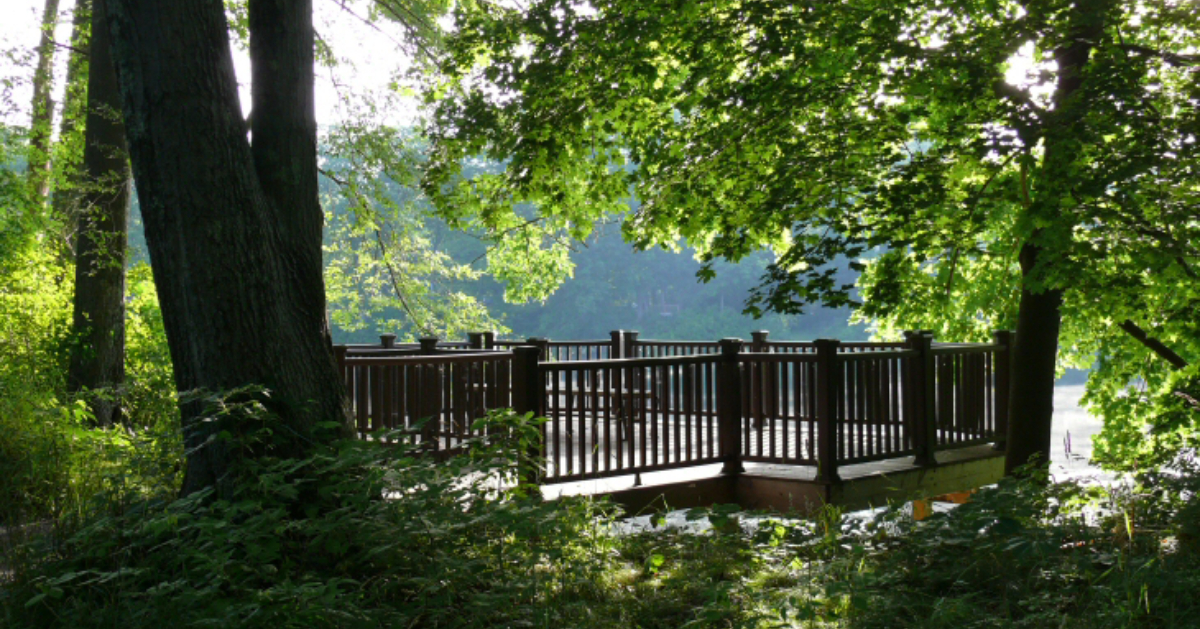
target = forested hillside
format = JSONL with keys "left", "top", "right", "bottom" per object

{"left": 127, "top": 164, "right": 863, "bottom": 344}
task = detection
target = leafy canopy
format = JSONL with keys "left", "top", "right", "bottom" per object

{"left": 422, "top": 0, "right": 1200, "bottom": 468}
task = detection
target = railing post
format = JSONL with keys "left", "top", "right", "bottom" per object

{"left": 380, "top": 333, "right": 397, "bottom": 349}
{"left": 992, "top": 330, "right": 1014, "bottom": 451}
{"left": 333, "top": 344, "right": 348, "bottom": 380}
{"left": 526, "top": 337, "right": 549, "bottom": 361}
{"left": 419, "top": 337, "right": 439, "bottom": 355}
{"left": 718, "top": 338, "right": 745, "bottom": 476}
{"left": 624, "top": 330, "right": 640, "bottom": 359}
{"left": 751, "top": 330, "right": 770, "bottom": 352}
{"left": 511, "top": 345, "right": 544, "bottom": 486}
{"left": 468, "top": 331, "right": 487, "bottom": 350}
{"left": 610, "top": 330, "right": 625, "bottom": 359}
{"left": 749, "top": 330, "right": 770, "bottom": 421}
{"left": 483, "top": 331, "right": 495, "bottom": 350}
{"left": 814, "top": 339, "right": 841, "bottom": 483}
{"left": 905, "top": 331, "right": 937, "bottom": 468}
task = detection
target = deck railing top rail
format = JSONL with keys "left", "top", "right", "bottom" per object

{"left": 339, "top": 330, "right": 1006, "bottom": 363}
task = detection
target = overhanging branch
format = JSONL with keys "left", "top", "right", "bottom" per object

{"left": 1119, "top": 319, "right": 1189, "bottom": 370}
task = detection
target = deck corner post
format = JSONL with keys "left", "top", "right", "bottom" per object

{"left": 610, "top": 330, "right": 625, "bottom": 359}
{"left": 906, "top": 331, "right": 938, "bottom": 468}
{"left": 511, "top": 345, "right": 544, "bottom": 486}
{"left": 333, "top": 343, "right": 348, "bottom": 372}
{"left": 527, "top": 337, "right": 550, "bottom": 360}
{"left": 419, "top": 336, "right": 439, "bottom": 355}
{"left": 751, "top": 330, "right": 770, "bottom": 352}
{"left": 992, "top": 330, "right": 1014, "bottom": 451}
{"left": 380, "top": 333, "right": 397, "bottom": 349}
{"left": 814, "top": 338, "right": 842, "bottom": 483}
{"left": 624, "top": 330, "right": 640, "bottom": 359}
{"left": 468, "top": 331, "right": 491, "bottom": 350}
{"left": 718, "top": 338, "right": 745, "bottom": 476}
{"left": 331, "top": 343, "right": 350, "bottom": 403}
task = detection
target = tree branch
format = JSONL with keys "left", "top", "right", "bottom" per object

{"left": 1117, "top": 43, "right": 1200, "bottom": 67}
{"left": 54, "top": 40, "right": 89, "bottom": 56}
{"left": 1119, "top": 319, "right": 1189, "bottom": 370}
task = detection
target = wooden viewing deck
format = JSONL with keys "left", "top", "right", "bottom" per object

{"left": 334, "top": 330, "right": 1012, "bottom": 515}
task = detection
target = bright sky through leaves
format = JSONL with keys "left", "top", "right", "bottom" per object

{"left": 1, "top": 0, "right": 419, "bottom": 127}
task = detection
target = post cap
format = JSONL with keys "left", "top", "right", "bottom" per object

{"left": 718, "top": 338, "right": 743, "bottom": 355}
{"left": 379, "top": 333, "right": 397, "bottom": 348}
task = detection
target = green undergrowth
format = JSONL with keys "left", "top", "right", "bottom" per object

{"left": 3, "top": 405, "right": 1199, "bottom": 628}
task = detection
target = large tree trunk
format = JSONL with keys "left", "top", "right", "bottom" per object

{"left": 67, "top": 0, "right": 129, "bottom": 427}
{"left": 1004, "top": 242, "right": 1063, "bottom": 474}
{"left": 1004, "top": 0, "right": 1108, "bottom": 474}
{"left": 105, "top": 0, "right": 347, "bottom": 496}
{"left": 248, "top": 0, "right": 333, "bottom": 350}
{"left": 27, "top": 0, "right": 61, "bottom": 200}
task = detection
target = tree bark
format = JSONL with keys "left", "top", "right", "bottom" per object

{"left": 67, "top": 0, "right": 129, "bottom": 427}
{"left": 27, "top": 0, "right": 61, "bottom": 200}
{"left": 249, "top": 0, "right": 332, "bottom": 350}
{"left": 1004, "top": 0, "right": 1108, "bottom": 474}
{"left": 1004, "top": 243, "right": 1063, "bottom": 474}
{"left": 105, "top": 0, "right": 347, "bottom": 496}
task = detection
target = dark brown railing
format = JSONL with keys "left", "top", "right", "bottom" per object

{"left": 539, "top": 354, "right": 725, "bottom": 482}
{"left": 338, "top": 352, "right": 514, "bottom": 453}
{"left": 335, "top": 329, "right": 1013, "bottom": 484}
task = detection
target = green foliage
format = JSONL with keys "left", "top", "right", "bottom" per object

{"left": 320, "top": 117, "right": 509, "bottom": 342}
{"left": 772, "top": 468, "right": 1200, "bottom": 628}
{"left": 2, "top": 408, "right": 614, "bottom": 628}
{"left": 1, "top": 124, "right": 178, "bottom": 524}
{"left": 5, "top": 394, "right": 1200, "bottom": 628}
{"left": 424, "top": 0, "right": 1200, "bottom": 470}
{"left": 1, "top": 126, "right": 75, "bottom": 523}
{"left": 0, "top": 251, "right": 180, "bottom": 524}
{"left": 121, "top": 262, "right": 177, "bottom": 430}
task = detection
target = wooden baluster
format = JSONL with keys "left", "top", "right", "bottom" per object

{"left": 552, "top": 363, "right": 562, "bottom": 476}
{"left": 381, "top": 363, "right": 394, "bottom": 438}
{"left": 369, "top": 364, "right": 382, "bottom": 436}
{"left": 354, "top": 363, "right": 368, "bottom": 437}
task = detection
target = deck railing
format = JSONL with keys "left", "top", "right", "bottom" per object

{"left": 335, "top": 329, "right": 1013, "bottom": 484}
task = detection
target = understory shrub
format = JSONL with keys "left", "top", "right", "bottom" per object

{"left": 4, "top": 394, "right": 1199, "bottom": 628}
{"left": 765, "top": 464, "right": 1200, "bottom": 628}
{"left": 2, "top": 408, "right": 616, "bottom": 628}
